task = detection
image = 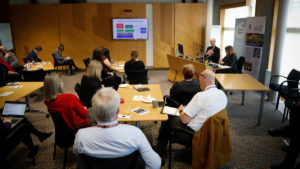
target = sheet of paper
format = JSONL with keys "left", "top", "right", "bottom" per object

{"left": 162, "top": 106, "right": 180, "bottom": 116}
{"left": 0, "top": 91, "right": 14, "bottom": 96}
{"left": 133, "top": 95, "right": 144, "bottom": 101}
{"left": 9, "top": 85, "right": 23, "bottom": 89}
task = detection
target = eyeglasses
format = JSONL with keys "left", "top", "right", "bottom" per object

{"left": 196, "top": 73, "right": 206, "bottom": 79}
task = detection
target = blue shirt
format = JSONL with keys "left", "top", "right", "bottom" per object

{"left": 27, "top": 50, "right": 41, "bottom": 62}
{"left": 73, "top": 120, "right": 161, "bottom": 169}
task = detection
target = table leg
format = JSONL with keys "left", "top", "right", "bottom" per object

{"left": 242, "top": 91, "right": 245, "bottom": 106}
{"left": 26, "top": 95, "right": 49, "bottom": 118}
{"left": 257, "top": 91, "right": 265, "bottom": 126}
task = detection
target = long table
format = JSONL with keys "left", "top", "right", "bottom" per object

{"left": 215, "top": 74, "right": 269, "bottom": 125}
{"left": 118, "top": 84, "right": 168, "bottom": 124}
{"left": 111, "top": 61, "right": 125, "bottom": 73}
{"left": 24, "top": 61, "right": 54, "bottom": 71}
{"left": 0, "top": 82, "right": 44, "bottom": 109}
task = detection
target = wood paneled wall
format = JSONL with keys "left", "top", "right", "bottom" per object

{"left": 11, "top": 3, "right": 145, "bottom": 68}
{"left": 153, "top": 3, "right": 206, "bottom": 68}
{"left": 10, "top": 3, "right": 206, "bottom": 69}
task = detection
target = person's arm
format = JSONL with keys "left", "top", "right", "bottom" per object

{"left": 0, "top": 117, "right": 12, "bottom": 135}
{"left": 179, "top": 93, "right": 202, "bottom": 124}
{"left": 72, "top": 95, "right": 89, "bottom": 119}
{"left": 137, "top": 129, "right": 161, "bottom": 169}
{"left": 178, "top": 105, "right": 192, "bottom": 124}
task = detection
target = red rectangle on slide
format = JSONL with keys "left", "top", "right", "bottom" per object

{"left": 116, "top": 23, "right": 123, "bottom": 29}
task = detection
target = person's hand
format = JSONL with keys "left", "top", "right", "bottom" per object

{"left": 178, "top": 104, "right": 185, "bottom": 112}
{"left": 4, "top": 53, "right": 9, "bottom": 58}
{"left": 8, "top": 71, "right": 18, "bottom": 75}
{"left": 220, "top": 60, "right": 224, "bottom": 65}
{"left": 3, "top": 117, "right": 12, "bottom": 123}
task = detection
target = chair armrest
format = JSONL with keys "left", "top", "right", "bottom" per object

{"left": 270, "top": 75, "right": 287, "bottom": 84}
{"left": 163, "top": 95, "right": 181, "bottom": 108}
{"left": 173, "top": 127, "right": 195, "bottom": 136}
{"left": 279, "top": 80, "right": 300, "bottom": 90}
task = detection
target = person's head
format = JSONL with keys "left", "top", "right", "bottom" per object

{"left": 210, "top": 38, "right": 216, "bottom": 46}
{"left": 182, "top": 64, "right": 195, "bottom": 80}
{"left": 225, "top": 45, "right": 234, "bottom": 56}
{"left": 58, "top": 44, "right": 64, "bottom": 52}
{"left": 197, "top": 69, "right": 215, "bottom": 91}
{"left": 92, "top": 47, "right": 105, "bottom": 62}
{"left": 34, "top": 46, "right": 43, "bottom": 54}
{"left": 44, "top": 73, "right": 63, "bottom": 102}
{"left": 85, "top": 60, "right": 103, "bottom": 81}
{"left": 92, "top": 88, "right": 120, "bottom": 122}
{"left": 103, "top": 48, "right": 111, "bottom": 61}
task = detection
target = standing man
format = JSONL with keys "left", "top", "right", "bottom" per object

{"left": 27, "top": 46, "right": 43, "bottom": 62}
{"left": 52, "top": 44, "right": 79, "bottom": 75}
{"left": 73, "top": 88, "right": 161, "bottom": 169}
{"left": 204, "top": 38, "right": 220, "bottom": 63}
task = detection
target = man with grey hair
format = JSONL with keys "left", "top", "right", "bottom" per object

{"left": 73, "top": 88, "right": 161, "bottom": 169}
{"left": 158, "top": 69, "right": 227, "bottom": 154}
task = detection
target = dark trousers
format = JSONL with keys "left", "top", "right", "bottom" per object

{"left": 158, "top": 116, "right": 194, "bottom": 149}
{"left": 64, "top": 59, "right": 78, "bottom": 74}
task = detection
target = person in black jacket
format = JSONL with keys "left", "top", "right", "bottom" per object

{"left": 204, "top": 38, "right": 220, "bottom": 63}
{"left": 124, "top": 50, "right": 145, "bottom": 75}
{"left": 219, "top": 45, "right": 238, "bottom": 73}
{"left": 169, "top": 64, "right": 201, "bottom": 106}
{"left": 81, "top": 60, "right": 103, "bottom": 107}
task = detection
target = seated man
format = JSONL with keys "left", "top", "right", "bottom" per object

{"left": 158, "top": 69, "right": 227, "bottom": 153}
{"left": 73, "top": 88, "right": 161, "bottom": 169}
{"left": 27, "top": 46, "right": 42, "bottom": 62}
{"left": 0, "top": 46, "right": 18, "bottom": 69}
{"left": 169, "top": 64, "right": 200, "bottom": 106}
{"left": 52, "top": 44, "right": 79, "bottom": 75}
{"left": 204, "top": 38, "right": 220, "bottom": 63}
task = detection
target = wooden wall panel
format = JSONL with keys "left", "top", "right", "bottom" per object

{"left": 58, "top": 3, "right": 145, "bottom": 69}
{"left": 175, "top": 3, "right": 206, "bottom": 58}
{"left": 153, "top": 3, "right": 175, "bottom": 68}
{"left": 11, "top": 5, "right": 60, "bottom": 63}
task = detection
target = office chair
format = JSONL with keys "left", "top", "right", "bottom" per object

{"left": 126, "top": 69, "right": 148, "bottom": 84}
{"left": 52, "top": 54, "right": 68, "bottom": 72}
{"left": 83, "top": 58, "right": 90, "bottom": 69}
{"left": 23, "top": 69, "right": 46, "bottom": 81}
{"left": 74, "top": 83, "right": 91, "bottom": 108}
{"left": 77, "top": 150, "right": 145, "bottom": 169}
{"left": 236, "top": 56, "right": 245, "bottom": 73}
{"left": 102, "top": 75, "right": 121, "bottom": 90}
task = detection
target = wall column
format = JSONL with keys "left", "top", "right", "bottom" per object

{"left": 205, "top": 0, "right": 213, "bottom": 50}
{"left": 269, "top": 0, "right": 290, "bottom": 102}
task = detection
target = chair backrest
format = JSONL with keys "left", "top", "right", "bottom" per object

{"left": 49, "top": 111, "right": 75, "bottom": 148}
{"left": 237, "top": 56, "right": 245, "bottom": 73}
{"left": 23, "top": 69, "right": 46, "bottom": 81}
{"left": 52, "top": 54, "right": 59, "bottom": 67}
{"left": 83, "top": 58, "right": 90, "bottom": 69}
{"left": 126, "top": 69, "right": 148, "bottom": 84}
{"left": 102, "top": 75, "right": 121, "bottom": 90}
{"left": 287, "top": 69, "right": 300, "bottom": 89}
{"left": 23, "top": 58, "right": 28, "bottom": 64}
{"left": 74, "top": 83, "right": 91, "bottom": 107}
{"left": 77, "top": 150, "right": 145, "bottom": 169}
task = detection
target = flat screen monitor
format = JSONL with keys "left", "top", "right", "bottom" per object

{"left": 178, "top": 43, "right": 184, "bottom": 56}
{"left": 112, "top": 18, "right": 148, "bottom": 40}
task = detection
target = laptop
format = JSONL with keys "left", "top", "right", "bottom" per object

{"left": 1, "top": 101, "right": 26, "bottom": 128}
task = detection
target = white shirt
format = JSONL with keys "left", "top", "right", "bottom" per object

{"left": 183, "top": 85, "right": 228, "bottom": 132}
{"left": 73, "top": 120, "right": 161, "bottom": 169}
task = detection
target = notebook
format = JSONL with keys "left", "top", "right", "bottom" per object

{"left": 1, "top": 101, "right": 26, "bottom": 128}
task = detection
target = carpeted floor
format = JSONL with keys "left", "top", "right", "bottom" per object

{"left": 5, "top": 69, "right": 290, "bottom": 169}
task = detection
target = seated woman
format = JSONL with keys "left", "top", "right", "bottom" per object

{"left": 44, "top": 73, "right": 94, "bottom": 128}
{"left": 124, "top": 50, "right": 145, "bottom": 74}
{"left": 91, "top": 47, "right": 113, "bottom": 80}
{"left": 218, "top": 45, "right": 238, "bottom": 73}
{"left": 0, "top": 116, "right": 51, "bottom": 165}
{"left": 81, "top": 60, "right": 103, "bottom": 107}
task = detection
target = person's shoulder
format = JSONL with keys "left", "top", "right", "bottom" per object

{"left": 61, "top": 93, "right": 78, "bottom": 99}
{"left": 119, "top": 124, "right": 144, "bottom": 134}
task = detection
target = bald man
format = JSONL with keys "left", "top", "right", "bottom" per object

{"left": 157, "top": 69, "right": 227, "bottom": 154}
{"left": 204, "top": 38, "right": 220, "bottom": 63}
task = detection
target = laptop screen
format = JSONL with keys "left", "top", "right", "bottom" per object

{"left": 2, "top": 101, "right": 26, "bottom": 117}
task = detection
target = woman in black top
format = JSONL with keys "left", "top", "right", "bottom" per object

{"left": 91, "top": 47, "right": 113, "bottom": 79}
{"left": 81, "top": 60, "right": 103, "bottom": 107}
{"left": 220, "top": 45, "right": 238, "bottom": 73}
{"left": 124, "top": 50, "right": 145, "bottom": 74}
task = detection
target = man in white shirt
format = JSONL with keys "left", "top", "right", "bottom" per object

{"left": 73, "top": 88, "right": 161, "bottom": 169}
{"left": 158, "top": 69, "right": 227, "bottom": 154}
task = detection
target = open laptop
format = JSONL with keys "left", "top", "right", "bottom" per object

{"left": 1, "top": 101, "right": 26, "bottom": 128}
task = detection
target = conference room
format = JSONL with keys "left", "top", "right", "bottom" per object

{"left": 0, "top": 0, "right": 299, "bottom": 169}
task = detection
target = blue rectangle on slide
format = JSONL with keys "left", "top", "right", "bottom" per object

{"left": 140, "top": 27, "right": 147, "bottom": 30}
{"left": 140, "top": 31, "right": 147, "bottom": 33}
{"left": 117, "top": 32, "right": 133, "bottom": 38}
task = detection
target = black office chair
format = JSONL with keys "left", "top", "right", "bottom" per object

{"left": 23, "top": 58, "right": 28, "bottom": 64}
{"left": 236, "top": 56, "right": 245, "bottom": 73}
{"left": 269, "top": 69, "right": 300, "bottom": 110}
{"left": 83, "top": 58, "right": 90, "bottom": 69}
{"left": 102, "top": 75, "right": 121, "bottom": 90}
{"left": 52, "top": 54, "right": 68, "bottom": 72}
{"left": 49, "top": 111, "right": 91, "bottom": 169}
{"left": 126, "top": 69, "right": 148, "bottom": 84}
{"left": 77, "top": 150, "right": 145, "bottom": 169}
{"left": 74, "top": 83, "right": 91, "bottom": 108}
{"left": 23, "top": 69, "right": 46, "bottom": 81}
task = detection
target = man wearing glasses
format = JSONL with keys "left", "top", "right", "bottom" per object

{"left": 157, "top": 69, "right": 227, "bottom": 155}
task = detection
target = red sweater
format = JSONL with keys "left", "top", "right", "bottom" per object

{"left": 45, "top": 94, "right": 89, "bottom": 129}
